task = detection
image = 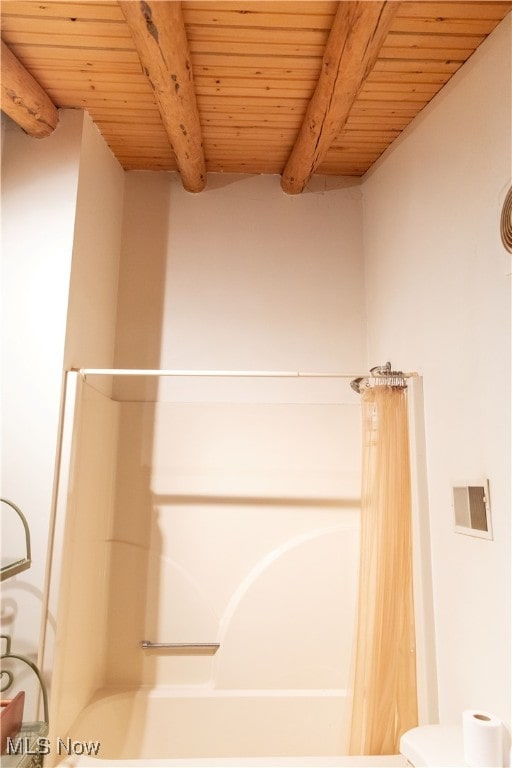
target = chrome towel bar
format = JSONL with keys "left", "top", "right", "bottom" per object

{"left": 140, "top": 640, "right": 220, "bottom": 653}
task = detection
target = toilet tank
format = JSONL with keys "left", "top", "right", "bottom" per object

{"left": 400, "top": 725, "right": 465, "bottom": 767}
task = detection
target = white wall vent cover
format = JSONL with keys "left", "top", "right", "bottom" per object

{"left": 453, "top": 480, "right": 493, "bottom": 540}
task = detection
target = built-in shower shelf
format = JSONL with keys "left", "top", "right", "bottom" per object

{"left": 140, "top": 641, "right": 220, "bottom": 655}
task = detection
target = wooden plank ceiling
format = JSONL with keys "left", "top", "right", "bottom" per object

{"left": 1, "top": 0, "right": 511, "bottom": 192}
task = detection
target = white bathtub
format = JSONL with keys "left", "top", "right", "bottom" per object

{"left": 55, "top": 687, "right": 406, "bottom": 768}
{"left": 62, "top": 757, "right": 406, "bottom": 768}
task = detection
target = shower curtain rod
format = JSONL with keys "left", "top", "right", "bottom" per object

{"left": 75, "top": 368, "right": 418, "bottom": 380}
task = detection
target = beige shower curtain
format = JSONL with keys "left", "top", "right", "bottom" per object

{"left": 349, "top": 384, "right": 418, "bottom": 755}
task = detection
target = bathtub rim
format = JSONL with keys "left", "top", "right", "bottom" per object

{"left": 59, "top": 755, "right": 407, "bottom": 768}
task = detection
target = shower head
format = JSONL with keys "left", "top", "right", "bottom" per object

{"left": 350, "top": 377, "right": 364, "bottom": 394}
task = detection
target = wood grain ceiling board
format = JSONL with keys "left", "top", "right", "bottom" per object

{"left": 1, "top": 1, "right": 511, "bottom": 178}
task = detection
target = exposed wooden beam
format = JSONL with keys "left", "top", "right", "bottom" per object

{"left": 119, "top": 1, "right": 206, "bottom": 193}
{"left": 281, "top": 1, "right": 400, "bottom": 195}
{"left": 1, "top": 40, "right": 58, "bottom": 138}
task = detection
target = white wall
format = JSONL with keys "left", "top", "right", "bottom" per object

{"left": 115, "top": 173, "right": 366, "bottom": 375}
{"left": 1, "top": 108, "right": 124, "bottom": 710}
{"left": 65, "top": 112, "right": 125, "bottom": 372}
{"left": 362, "top": 15, "right": 511, "bottom": 730}
{"left": 1, "top": 110, "right": 84, "bottom": 681}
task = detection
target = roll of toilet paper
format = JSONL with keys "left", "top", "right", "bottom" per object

{"left": 463, "top": 710, "right": 503, "bottom": 767}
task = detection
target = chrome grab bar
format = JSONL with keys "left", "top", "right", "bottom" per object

{"left": 140, "top": 640, "right": 219, "bottom": 652}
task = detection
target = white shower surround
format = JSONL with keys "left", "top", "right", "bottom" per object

{"left": 43, "top": 372, "right": 433, "bottom": 767}
{"left": 44, "top": 373, "right": 358, "bottom": 759}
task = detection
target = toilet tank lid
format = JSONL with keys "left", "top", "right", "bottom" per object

{"left": 400, "top": 725, "right": 465, "bottom": 767}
